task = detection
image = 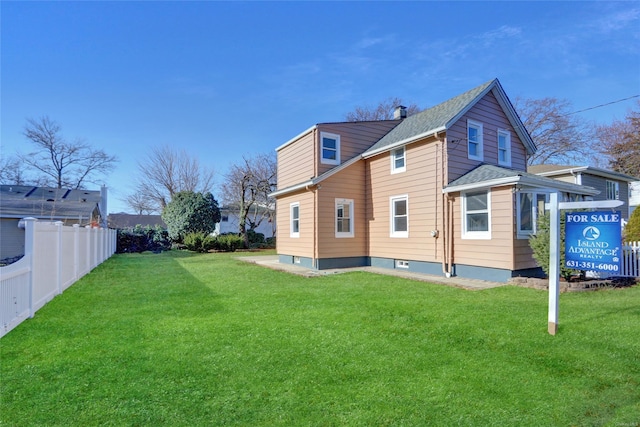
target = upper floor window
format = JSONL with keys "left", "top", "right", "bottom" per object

{"left": 290, "top": 202, "right": 300, "bottom": 238}
{"left": 467, "top": 120, "right": 483, "bottom": 161}
{"left": 606, "top": 180, "right": 619, "bottom": 200}
{"left": 390, "top": 195, "right": 409, "bottom": 238}
{"left": 320, "top": 132, "right": 340, "bottom": 165}
{"left": 391, "top": 146, "right": 406, "bottom": 173}
{"left": 335, "top": 198, "right": 354, "bottom": 238}
{"left": 497, "top": 129, "right": 511, "bottom": 166}
{"left": 462, "top": 190, "right": 490, "bottom": 239}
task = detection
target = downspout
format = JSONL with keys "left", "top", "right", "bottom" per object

{"left": 440, "top": 135, "right": 453, "bottom": 278}
{"left": 312, "top": 127, "right": 318, "bottom": 269}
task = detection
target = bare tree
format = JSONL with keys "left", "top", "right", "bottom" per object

{"left": 131, "top": 145, "right": 216, "bottom": 213}
{"left": 124, "top": 193, "right": 157, "bottom": 215}
{"left": 345, "top": 97, "right": 422, "bottom": 121}
{"left": 513, "top": 97, "right": 597, "bottom": 166}
{"left": 221, "top": 152, "right": 277, "bottom": 247}
{"left": 596, "top": 102, "right": 640, "bottom": 178}
{"left": 20, "top": 116, "right": 118, "bottom": 188}
{"left": 0, "top": 155, "right": 30, "bottom": 185}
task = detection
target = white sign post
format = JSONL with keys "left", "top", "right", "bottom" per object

{"left": 546, "top": 194, "right": 624, "bottom": 335}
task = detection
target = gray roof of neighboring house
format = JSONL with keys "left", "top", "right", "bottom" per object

{"left": 0, "top": 185, "right": 101, "bottom": 221}
{"left": 443, "top": 164, "right": 600, "bottom": 195}
{"left": 528, "top": 165, "right": 639, "bottom": 182}
{"left": 362, "top": 78, "right": 536, "bottom": 158}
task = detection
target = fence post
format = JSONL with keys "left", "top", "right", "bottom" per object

{"left": 23, "top": 218, "right": 37, "bottom": 319}
{"left": 73, "top": 224, "right": 80, "bottom": 280}
{"left": 55, "top": 221, "right": 63, "bottom": 295}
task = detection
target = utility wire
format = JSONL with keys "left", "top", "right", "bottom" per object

{"left": 563, "top": 94, "right": 639, "bottom": 116}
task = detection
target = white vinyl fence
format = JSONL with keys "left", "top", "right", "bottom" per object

{"left": 621, "top": 241, "right": 640, "bottom": 278}
{"left": 0, "top": 218, "right": 116, "bottom": 338}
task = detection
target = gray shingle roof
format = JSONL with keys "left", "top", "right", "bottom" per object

{"left": 444, "top": 164, "right": 599, "bottom": 195}
{"left": 363, "top": 79, "right": 496, "bottom": 156}
{"left": 0, "top": 185, "right": 101, "bottom": 221}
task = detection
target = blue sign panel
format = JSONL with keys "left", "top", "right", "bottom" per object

{"left": 565, "top": 211, "right": 621, "bottom": 273}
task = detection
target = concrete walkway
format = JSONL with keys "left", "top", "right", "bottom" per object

{"left": 237, "top": 255, "right": 507, "bottom": 291}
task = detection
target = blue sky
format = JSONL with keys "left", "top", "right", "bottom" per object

{"left": 2, "top": 1, "right": 639, "bottom": 214}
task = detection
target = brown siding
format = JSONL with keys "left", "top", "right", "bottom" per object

{"left": 450, "top": 186, "right": 517, "bottom": 270}
{"left": 316, "top": 121, "right": 399, "bottom": 176}
{"left": 277, "top": 130, "right": 316, "bottom": 190}
{"left": 316, "top": 161, "right": 368, "bottom": 258}
{"left": 366, "top": 137, "right": 445, "bottom": 262}
{"left": 446, "top": 91, "right": 528, "bottom": 183}
{"left": 275, "top": 190, "right": 315, "bottom": 258}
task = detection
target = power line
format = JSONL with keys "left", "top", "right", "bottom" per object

{"left": 564, "top": 94, "right": 639, "bottom": 116}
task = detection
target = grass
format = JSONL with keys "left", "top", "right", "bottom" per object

{"left": 1, "top": 251, "right": 639, "bottom": 426}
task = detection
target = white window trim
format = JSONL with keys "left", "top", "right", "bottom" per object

{"left": 461, "top": 190, "right": 491, "bottom": 240}
{"left": 497, "top": 129, "right": 511, "bottom": 167}
{"left": 467, "top": 120, "right": 483, "bottom": 161}
{"left": 391, "top": 146, "right": 406, "bottom": 174}
{"left": 335, "top": 198, "right": 354, "bottom": 238}
{"left": 516, "top": 191, "right": 549, "bottom": 239}
{"left": 390, "top": 195, "right": 409, "bottom": 238}
{"left": 290, "top": 202, "right": 300, "bottom": 238}
{"left": 606, "top": 180, "right": 620, "bottom": 200}
{"left": 320, "top": 132, "right": 340, "bottom": 165}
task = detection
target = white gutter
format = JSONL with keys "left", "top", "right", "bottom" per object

{"left": 275, "top": 125, "right": 317, "bottom": 152}
{"left": 443, "top": 175, "right": 600, "bottom": 195}
{"left": 362, "top": 127, "right": 446, "bottom": 158}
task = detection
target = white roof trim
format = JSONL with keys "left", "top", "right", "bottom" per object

{"left": 275, "top": 125, "right": 317, "bottom": 152}
{"left": 443, "top": 175, "right": 600, "bottom": 195}
{"left": 534, "top": 166, "right": 639, "bottom": 182}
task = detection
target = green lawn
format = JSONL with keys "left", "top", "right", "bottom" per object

{"left": 1, "top": 251, "right": 639, "bottom": 426}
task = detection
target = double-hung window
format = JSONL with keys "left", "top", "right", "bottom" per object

{"left": 335, "top": 199, "right": 354, "bottom": 238}
{"left": 517, "top": 192, "right": 548, "bottom": 237}
{"left": 467, "top": 120, "right": 483, "bottom": 161}
{"left": 390, "top": 195, "right": 409, "bottom": 238}
{"left": 497, "top": 129, "right": 511, "bottom": 166}
{"left": 606, "top": 180, "right": 619, "bottom": 200}
{"left": 320, "top": 132, "right": 340, "bottom": 165}
{"left": 391, "top": 146, "right": 406, "bottom": 173}
{"left": 462, "top": 190, "right": 490, "bottom": 239}
{"left": 290, "top": 202, "right": 300, "bottom": 238}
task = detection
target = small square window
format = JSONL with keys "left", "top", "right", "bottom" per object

{"left": 462, "top": 190, "right": 490, "bottom": 239}
{"left": 391, "top": 146, "right": 406, "bottom": 173}
{"left": 320, "top": 132, "right": 340, "bottom": 165}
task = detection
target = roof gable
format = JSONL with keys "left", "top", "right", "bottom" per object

{"left": 362, "top": 78, "right": 535, "bottom": 158}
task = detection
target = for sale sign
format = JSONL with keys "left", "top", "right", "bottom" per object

{"left": 565, "top": 211, "right": 622, "bottom": 273}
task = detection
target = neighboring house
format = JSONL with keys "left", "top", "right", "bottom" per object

{"left": 630, "top": 181, "right": 640, "bottom": 216}
{"left": 528, "top": 165, "right": 639, "bottom": 220}
{"left": 108, "top": 213, "right": 167, "bottom": 229}
{"left": 0, "top": 185, "right": 107, "bottom": 260}
{"left": 214, "top": 205, "right": 275, "bottom": 238}
{"left": 270, "top": 79, "right": 599, "bottom": 282}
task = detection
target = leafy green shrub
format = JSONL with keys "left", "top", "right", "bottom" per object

{"left": 184, "top": 232, "right": 208, "bottom": 252}
{"left": 161, "top": 191, "right": 221, "bottom": 243}
{"left": 247, "top": 229, "right": 265, "bottom": 246}
{"left": 213, "top": 234, "right": 244, "bottom": 252}
{"left": 529, "top": 211, "right": 579, "bottom": 281}
{"left": 117, "top": 225, "right": 171, "bottom": 254}
{"left": 624, "top": 208, "right": 640, "bottom": 242}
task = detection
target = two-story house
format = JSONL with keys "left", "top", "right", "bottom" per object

{"left": 270, "top": 79, "right": 598, "bottom": 282}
